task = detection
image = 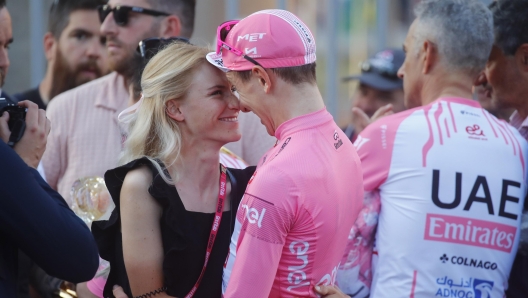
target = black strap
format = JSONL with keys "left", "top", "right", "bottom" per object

{"left": 7, "top": 119, "right": 26, "bottom": 148}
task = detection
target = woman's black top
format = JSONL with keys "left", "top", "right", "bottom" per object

{"left": 92, "top": 157, "right": 255, "bottom": 298}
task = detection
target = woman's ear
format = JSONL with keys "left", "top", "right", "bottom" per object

{"left": 166, "top": 99, "right": 185, "bottom": 122}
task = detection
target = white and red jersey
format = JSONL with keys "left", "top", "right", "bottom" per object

{"left": 222, "top": 109, "right": 364, "bottom": 297}
{"left": 338, "top": 97, "right": 527, "bottom": 298}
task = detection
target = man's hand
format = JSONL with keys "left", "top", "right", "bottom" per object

{"left": 314, "top": 285, "right": 351, "bottom": 298}
{"left": 351, "top": 104, "right": 393, "bottom": 135}
{"left": 0, "top": 100, "right": 51, "bottom": 168}
{"left": 0, "top": 111, "right": 10, "bottom": 143}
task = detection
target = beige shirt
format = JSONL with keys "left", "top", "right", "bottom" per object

{"left": 224, "top": 112, "right": 276, "bottom": 165}
{"left": 42, "top": 72, "right": 129, "bottom": 205}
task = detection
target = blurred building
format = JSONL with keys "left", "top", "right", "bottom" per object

{"left": 5, "top": 0, "right": 493, "bottom": 125}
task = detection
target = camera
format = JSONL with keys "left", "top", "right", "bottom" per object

{"left": 0, "top": 98, "right": 26, "bottom": 130}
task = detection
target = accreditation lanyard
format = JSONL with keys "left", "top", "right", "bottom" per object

{"left": 185, "top": 164, "right": 228, "bottom": 298}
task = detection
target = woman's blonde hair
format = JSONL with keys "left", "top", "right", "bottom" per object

{"left": 119, "top": 42, "right": 210, "bottom": 184}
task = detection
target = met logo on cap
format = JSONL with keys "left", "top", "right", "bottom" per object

{"left": 238, "top": 33, "right": 267, "bottom": 42}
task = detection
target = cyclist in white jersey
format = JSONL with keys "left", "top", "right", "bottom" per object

{"left": 337, "top": 1, "right": 528, "bottom": 297}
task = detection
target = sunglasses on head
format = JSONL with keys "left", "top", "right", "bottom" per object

{"left": 216, "top": 20, "right": 263, "bottom": 68}
{"left": 97, "top": 5, "right": 170, "bottom": 26}
{"left": 136, "top": 37, "right": 191, "bottom": 60}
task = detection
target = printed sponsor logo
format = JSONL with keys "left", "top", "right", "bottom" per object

{"left": 287, "top": 241, "right": 311, "bottom": 291}
{"left": 220, "top": 181, "right": 226, "bottom": 196}
{"left": 292, "top": 19, "right": 312, "bottom": 43}
{"left": 439, "top": 254, "right": 498, "bottom": 270}
{"left": 424, "top": 214, "right": 516, "bottom": 253}
{"left": 466, "top": 124, "right": 487, "bottom": 141}
{"left": 461, "top": 110, "right": 480, "bottom": 117}
{"left": 275, "top": 137, "right": 291, "bottom": 157}
{"left": 212, "top": 215, "right": 221, "bottom": 231}
{"left": 353, "top": 135, "right": 370, "bottom": 151}
{"left": 380, "top": 124, "right": 387, "bottom": 149}
{"left": 239, "top": 204, "right": 266, "bottom": 228}
{"left": 333, "top": 130, "right": 343, "bottom": 150}
{"left": 237, "top": 33, "right": 266, "bottom": 42}
{"left": 431, "top": 169, "right": 522, "bottom": 221}
{"left": 245, "top": 47, "right": 258, "bottom": 55}
{"left": 435, "top": 276, "right": 494, "bottom": 298}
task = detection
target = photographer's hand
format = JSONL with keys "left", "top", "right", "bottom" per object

{"left": 0, "top": 101, "right": 51, "bottom": 168}
{"left": 0, "top": 110, "right": 10, "bottom": 143}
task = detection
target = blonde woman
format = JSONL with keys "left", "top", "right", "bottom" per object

{"left": 92, "top": 43, "right": 255, "bottom": 298}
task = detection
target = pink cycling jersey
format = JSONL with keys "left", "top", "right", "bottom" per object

{"left": 337, "top": 97, "right": 528, "bottom": 298}
{"left": 222, "top": 108, "right": 364, "bottom": 297}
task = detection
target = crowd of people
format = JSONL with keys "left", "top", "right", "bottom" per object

{"left": 0, "top": 0, "right": 527, "bottom": 297}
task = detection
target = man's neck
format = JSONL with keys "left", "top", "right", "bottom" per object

{"left": 420, "top": 72, "right": 474, "bottom": 106}
{"left": 268, "top": 82, "right": 325, "bottom": 135}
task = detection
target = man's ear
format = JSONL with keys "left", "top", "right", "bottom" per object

{"left": 43, "top": 32, "right": 57, "bottom": 61}
{"left": 166, "top": 99, "right": 185, "bottom": 122}
{"left": 160, "top": 15, "right": 182, "bottom": 38}
{"left": 516, "top": 44, "right": 528, "bottom": 73}
{"left": 422, "top": 40, "right": 437, "bottom": 75}
{"left": 251, "top": 66, "right": 272, "bottom": 94}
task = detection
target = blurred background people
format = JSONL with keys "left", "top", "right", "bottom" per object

{"left": 14, "top": 0, "right": 108, "bottom": 110}
{"left": 41, "top": 0, "right": 195, "bottom": 203}
{"left": 338, "top": 0, "right": 526, "bottom": 297}
{"left": 341, "top": 48, "right": 405, "bottom": 141}
{"left": 475, "top": 1, "right": 528, "bottom": 297}
{"left": 473, "top": 84, "right": 514, "bottom": 121}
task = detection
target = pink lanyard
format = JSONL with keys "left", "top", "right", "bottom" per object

{"left": 185, "top": 164, "right": 228, "bottom": 298}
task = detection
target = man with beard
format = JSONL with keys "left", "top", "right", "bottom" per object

{"left": 474, "top": 1, "right": 528, "bottom": 297}
{"left": 41, "top": 0, "right": 195, "bottom": 203}
{"left": 14, "top": 0, "right": 108, "bottom": 109}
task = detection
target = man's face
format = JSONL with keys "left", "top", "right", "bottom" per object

{"left": 226, "top": 71, "right": 275, "bottom": 136}
{"left": 101, "top": 0, "right": 162, "bottom": 75}
{"left": 481, "top": 45, "right": 524, "bottom": 109}
{"left": 398, "top": 21, "right": 423, "bottom": 109}
{"left": 352, "top": 83, "right": 405, "bottom": 117}
{"left": 0, "top": 8, "right": 12, "bottom": 88}
{"left": 54, "top": 10, "right": 107, "bottom": 87}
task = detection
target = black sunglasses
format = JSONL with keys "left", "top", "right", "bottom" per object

{"left": 97, "top": 5, "right": 170, "bottom": 26}
{"left": 137, "top": 37, "right": 191, "bottom": 60}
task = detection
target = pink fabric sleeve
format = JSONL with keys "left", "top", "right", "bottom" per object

{"left": 86, "top": 277, "right": 106, "bottom": 298}
{"left": 41, "top": 94, "right": 69, "bottom": 190}
{"left": 337, "top": 114, "right": 407, "bottom": 294}
{"left": 224, "top": 168, "right": 297, "bottom": 298}
{"left": 354, "top": 119, "right": 397, "bottom": 192}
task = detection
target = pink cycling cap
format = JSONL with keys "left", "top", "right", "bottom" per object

{"left": 206, "top": 9, "right": 316, "bottom": 72}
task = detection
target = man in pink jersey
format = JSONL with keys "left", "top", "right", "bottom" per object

{"left": 337, "top": 0, "right": 528, "bottom": 297}
{"left": 205, "top": 9, "right": 363, "bottom": 298}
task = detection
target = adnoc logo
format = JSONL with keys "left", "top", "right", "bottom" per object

{"left": 435, "top": 276, "right": 494, "bottom": 297}
{"left": 473, "top": 279, "right": 494, "bottom": 298}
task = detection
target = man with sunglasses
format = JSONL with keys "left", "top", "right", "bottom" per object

{"left": 341, "top": 49, "right": 406, "bottom": 142}
{"left": 40, "top": 0, "right": 195, "bottom": 205}
{"left": 14, "top": 0, "right": 108, "bottom": 110}
{"left": 206, "top": 10, "right": 363, "bottom": 297}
